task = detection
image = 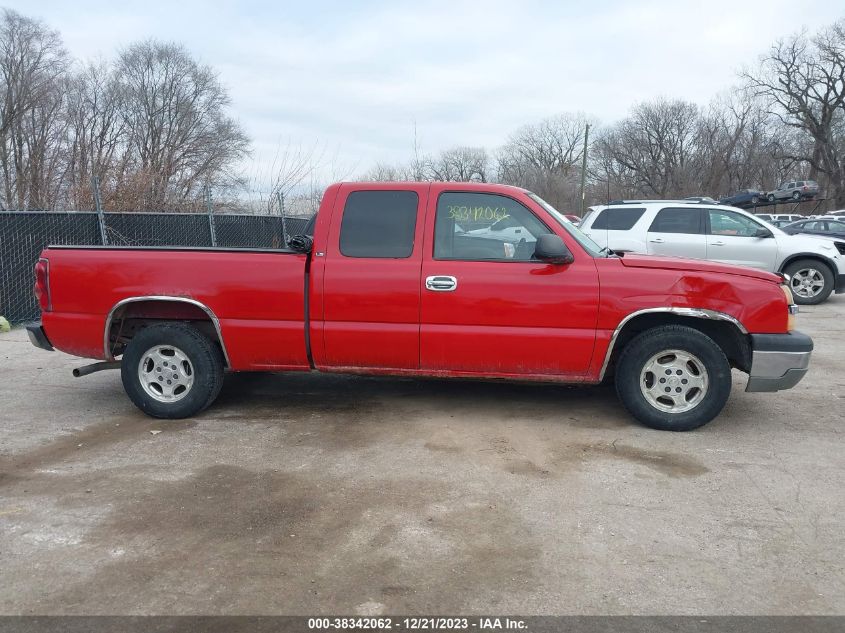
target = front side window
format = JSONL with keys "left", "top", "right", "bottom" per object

{"left": 648, "top": 208, "right": 703, "bottom": 234}
{"left": 434, "top": 192, "right": 551, "bottom": 261}
{"left": 339, "top": 190, "right": 418, "bottom": 258}
{"left": 590, "top": 207, "right": 646, "bottom": 230}
{"left": 708, "top": 209, "right": 764, "bottom": 237}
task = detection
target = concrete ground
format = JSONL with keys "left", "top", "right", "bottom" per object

{"left": 1, "top": 298, "right": 843, "bottom": 616}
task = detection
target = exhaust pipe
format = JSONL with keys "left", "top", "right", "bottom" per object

{"left": 73, "top": 361, "right": 121, "bottom": 378}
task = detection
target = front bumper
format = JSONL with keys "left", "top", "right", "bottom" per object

{"left": 25, "top": 322, "right": 54, "bottom": 351}
{"left": 745, "top": 330, "right": 812, "bottom": 392}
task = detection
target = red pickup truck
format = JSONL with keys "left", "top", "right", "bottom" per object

{"left": 27, "top": 182, "right": 812, "bottom": 431}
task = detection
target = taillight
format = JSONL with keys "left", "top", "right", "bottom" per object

{"left": 34, "top": 258, "right": 51, "bottom": 312}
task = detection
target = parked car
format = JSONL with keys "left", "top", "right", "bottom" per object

{"left": 720, "top": 189, "right": 766, "bottom": 207}
{"left": 766, "top": 180, "right": 819, "bottom": 202}
{"left": 768, "top": 219, "right": 797, "bottom": 228}
{"left": 580, "top": 201, "right": 845, "bottom": 304}
{"left": 563, "top": 214, "right": 581, "bottom": 225}
{"left": 781, "top": 217, "right": 845, "bottom": 240}
{"left": 756, "top": 213, "right": 804, "bottom": 223}
{"left": 464, "top": 213, "right": 537, "bottom": 246}
{"left": 27, "top": 182, "right": 810, "bottom": 432}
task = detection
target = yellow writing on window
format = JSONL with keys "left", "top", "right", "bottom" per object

{"left": 447, "top": 205, "right": 510, "bottom": 222}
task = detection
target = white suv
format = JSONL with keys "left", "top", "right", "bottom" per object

{"left": 581, "top": 201, "right": 845, "bottom": 304}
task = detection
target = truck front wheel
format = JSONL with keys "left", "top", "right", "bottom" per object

{"left": 615, "top": 325, "right": 732, "bottom": 431}
{"left": 121, "top": 323, "right": 224, "bottom": 419}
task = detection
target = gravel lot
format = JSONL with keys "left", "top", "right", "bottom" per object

{"left": 1, "top": 297, "right": 844, "bottom": 615}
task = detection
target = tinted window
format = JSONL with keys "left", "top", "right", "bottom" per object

{"left": 828, "top": 221, "right": 845, "bottom": 231}
{"left": 434, "top": 192, "right": 551, "bottom": 261}
{"left": 339, "top": 190, "right": 418, "bottom": 258}
{"left": 648, "top": 208, "right": 703, "bottom": 234}
{"left": 590, "top": 207, "right": 645, "bottom": 230}
{"left": 708, "top": 209, "right": 764, "bottom": 237}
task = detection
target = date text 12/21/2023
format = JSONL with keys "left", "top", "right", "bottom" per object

{"left": 307, "top": 616, "right": 527, "bottom": 630}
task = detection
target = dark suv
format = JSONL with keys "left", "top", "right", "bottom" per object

{"left": 767, "top": 180, "right": 819, "bottom": 202}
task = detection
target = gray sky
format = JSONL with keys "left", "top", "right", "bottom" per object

{"left": 14, "top": 0, "right": 843, "bottom": 183}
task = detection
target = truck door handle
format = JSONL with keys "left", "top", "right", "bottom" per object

{"left": 425, "top": 275, "right": 458, "bottom": 292}
{"left": 710, "top": 240, "right": 725, "bottom": 246}
{"left": 649, "top": 238, "right": 664, "bottom": 243}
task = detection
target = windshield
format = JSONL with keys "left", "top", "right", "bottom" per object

{"left": 526, "top": 192, "right": 607, "bottom": 257}
{"left": 747, "top": 213, "right": 787, "bottom": 235}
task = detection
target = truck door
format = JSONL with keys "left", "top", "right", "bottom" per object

{"left": 645, "top": 207, "right": 706, "bottom": 260}
{"left": 419, "top": 188, "right": 599, "bottom": 377}
{"left": 705, "top": 208, "right": 778, "bottom": 270}
{"left": 319, "top": 184, "right": 428, "bottom": 370}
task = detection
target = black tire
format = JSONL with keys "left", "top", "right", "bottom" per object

{"left": 121, "top": 323, "right": 224, "bottom": 419}
{"left": 767, "top": 194, "right": 775, "bottom": 202}
{"left": 792, "top": 191, "right": 801, "bottom": 200}
{"left": 783, "top": 258, "right": 834, "bottom": 305}
{"left": 614, "top": 325, "right": 732, "bottom": 431}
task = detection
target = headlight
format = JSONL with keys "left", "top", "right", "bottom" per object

{"left": 834, "top": 241, "right": 845, "bottom": 255}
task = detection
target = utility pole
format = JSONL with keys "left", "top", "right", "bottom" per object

{"left": 579, "top": 123, "right": 590, "bottom": 217}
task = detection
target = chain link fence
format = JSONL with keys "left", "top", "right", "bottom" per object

{"left": 0, "top": 210, "right": 311, "bottom": 325}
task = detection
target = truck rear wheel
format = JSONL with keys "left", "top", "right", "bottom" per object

{"left": 615, "top": 325, "right": 732, "bottom": 431}
{"left": 121, "top": 323, "right": 224, "bottom": 419}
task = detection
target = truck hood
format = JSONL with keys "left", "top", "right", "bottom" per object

{"left": 619, "top": 253, "right": 781, "bottom": 283}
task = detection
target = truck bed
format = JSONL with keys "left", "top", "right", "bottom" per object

{"left": 41, "top": 246, "right": 310, "bottom": 371}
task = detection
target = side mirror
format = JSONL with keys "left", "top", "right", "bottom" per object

{"left": 288, "top": 234, "right": 313, "bottom": 253}
{"left": 534, "top": 234, "right": 574, "bottom": 265}
{"left": 753, "top": 228, "right": 773, "bottom": 238}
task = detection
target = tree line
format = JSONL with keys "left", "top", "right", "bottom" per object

{"left": 0, "top": 8, "right": 248, "bottom": 212}
{"left": 2, "top": 7, "right": 844, "bottom": 213}
{"left": 362, "top": 18, "right": 845, "bottom": 212}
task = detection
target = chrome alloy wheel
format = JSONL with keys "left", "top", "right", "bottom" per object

{"left": 790, "top": 268, "right": 825, "bottom": 299}
{"left": 137, "top": 345, "right": 195, "bottom": 403}
{"left": 639, "top": 349, "right": 709, "bottom": 413}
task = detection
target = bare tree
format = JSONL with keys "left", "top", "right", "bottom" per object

{"left": 115, "top": 40, "right": 249, "bottom": 210}
{"left": 359, "top": 161, "right": 413, "bottom": 182}
{"left": 597, "top": 99, "right": 701, "bottom": 198}
{"left": 497, "top": 113, "right": 591, "bottom": 210}
{"left": 742, "top": 19, "right": 845, "bottom": 206}
{"left": 424, "top": 146, "right": 489, "bottom": 182}
{"left": 0, "top": 9, "right": 68, "bottom": 209}
{"left": 63, "top": 60, "right": 127, "bottom": 209}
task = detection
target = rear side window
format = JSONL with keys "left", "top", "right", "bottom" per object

{"left": 339, "top": 190, "right": 418, "bottom": 258}
{"left": 648, "top": 208, "right": 703, "bottom": 234}
{"left": 590, "top": 208, "right": 645, "bottom": 230}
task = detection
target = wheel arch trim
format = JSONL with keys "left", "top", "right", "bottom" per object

{"left": 778, "top": 252, "right": 838, "bottom": 276}
{"left": 598, "top": 307, "right": 748, "bottom": 380}
{"left": 104, "top": 295, "right": 230, "bottom": 366}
